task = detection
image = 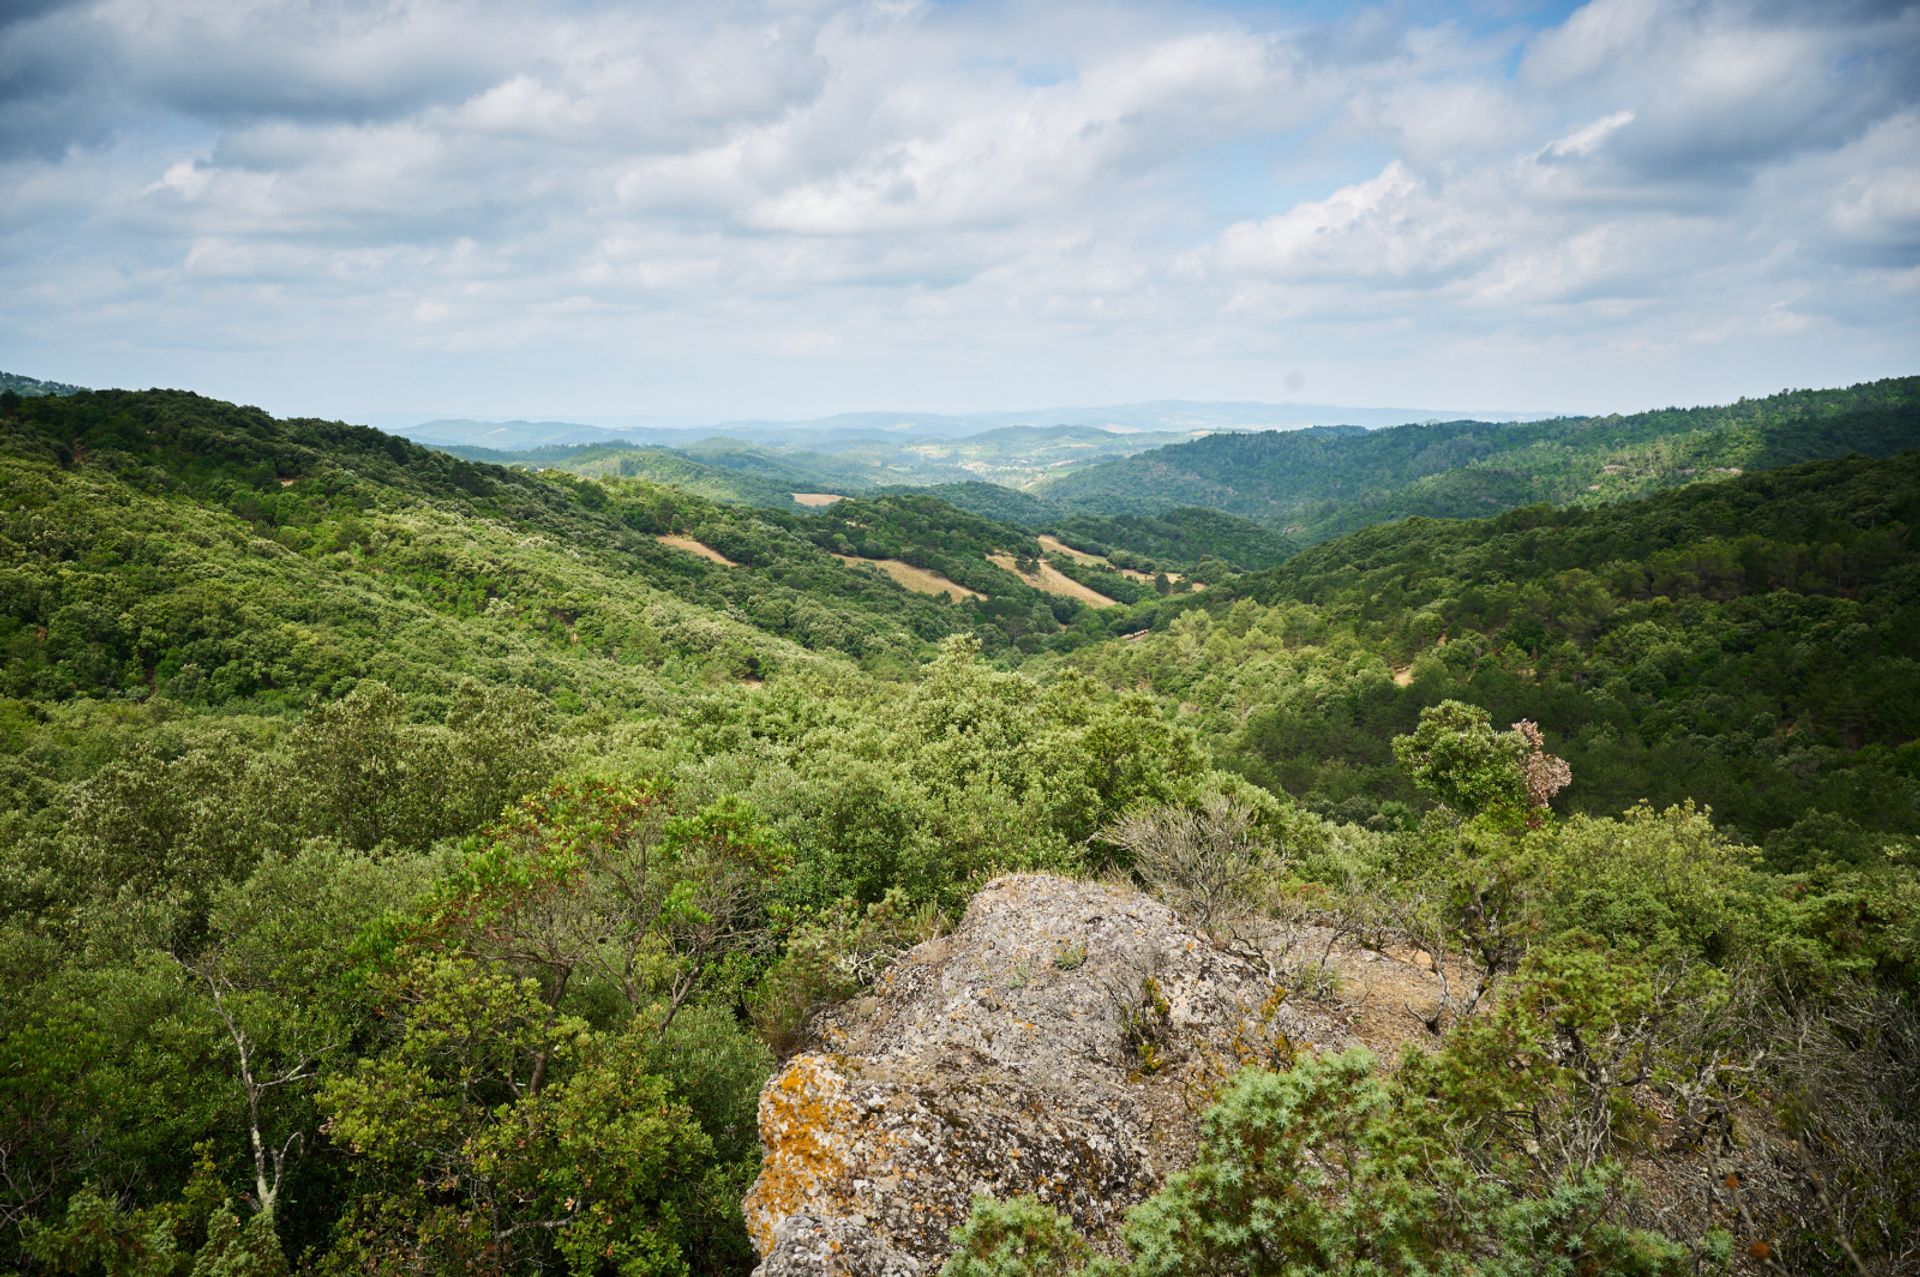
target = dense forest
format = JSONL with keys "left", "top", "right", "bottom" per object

{"left": 437, "top": 442, "right": 853, "bottom": 511}
{"left": 1040, "top": 378, "right": 1920, "bottom": 542}
{"left": 2, "top": 384, "right": 1917, "bottom": 1275}
{"left": 1079, "top": 454, "right": 1920, "bottom": 853}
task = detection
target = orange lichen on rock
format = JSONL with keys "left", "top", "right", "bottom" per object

{"left": 741, "top": 1054, "right": 861, "bottom": 1254}
{"left": 743, "top": 874, "right": 1359, "bottom": 1276}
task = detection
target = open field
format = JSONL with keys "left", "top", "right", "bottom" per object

{"left": 655, "top": 534, "right": 740, "bottom": 566}
{"left": 792, "top": 492, "right": 847, "bottom": 507}
{"left": 1036, "top": 532, "right": 1193, "bottom": 588}
{"left": 1035, "top": 534, "right": 1103, "bottom": 565}
{"left": 832, "top": 553, "right": 984, "bottom": 601}
{"left": 987, "top": 552, "right": 1117, "bottom": 608}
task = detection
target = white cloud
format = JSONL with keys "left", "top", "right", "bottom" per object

{"left": 1210, "top": 162, "right": 1503, "bottom": 285}
{"left": 0, "top": 0, "right": 1914, "bottom": 420}
{"left": 1540, "top": 110, "right": 1635, "bottom": 161}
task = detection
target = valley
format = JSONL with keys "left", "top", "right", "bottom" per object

{"left": 2, "top": 375, "right": 1916, "bottom": 1277}
{"left": 10, "top": 4, "right": 1916, "bottom": 1272}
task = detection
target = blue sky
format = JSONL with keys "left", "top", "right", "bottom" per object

{"left": 1, "top": 0, "right": 1915, "bottom": 424}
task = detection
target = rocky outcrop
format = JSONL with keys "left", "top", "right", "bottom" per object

{"left": 743, "top": 873, "right": 1355, "bottom": 1276}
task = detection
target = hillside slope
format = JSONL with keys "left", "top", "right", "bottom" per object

{"left": 438, "top": 440, "right": 856, "bottom": 508}
{"left": 1, "top": 391, "right": 1204, "bottom": 708}
{"left": 1040, "top": 378, "right": 1920, "bottom": 542}
{"left": 4, "top": 387, "right": 1917, "bottom": 1277}
{"left": 0, "top": 370, "right": 87, "bottom": 398}
{"left": 1079, "top": 451, "right": 1920, "bottom": 849}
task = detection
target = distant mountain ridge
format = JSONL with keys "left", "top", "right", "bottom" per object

{"left": 447, "top": 422, "right": 1207, "bottom": 495}
{"left": 1037, "top": 378, "right": 1920, "bottom": 543}
{"left": 400, "top": 398, "right": 1548, "bottom": 452}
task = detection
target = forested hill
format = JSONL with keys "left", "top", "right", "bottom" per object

{"left": 899, "top": 486, "right": 1299, "bottom": 572}
{"left": 0, "top": 389, "right": 1191, "bottom": 711}
{"left": 0, "top": 371, "right": 87, "bottom": 398}
{"left": 4, "top": 384, "right": 1919, "bottom": 1276}
{"left": 1253, "top": 448, "right": 1920, "bottom": 621}
{"left": 438, "top": 439, "right": 852, "bottom": 509}
{"left": 1047, "top": 506, "right": 1298, "bottom": 573}
{"left": 1084, "top": 450, "right": 1920, "bottom": 852}
{"left": 1039, "top": 376, "right": 1920, "bottom": 542}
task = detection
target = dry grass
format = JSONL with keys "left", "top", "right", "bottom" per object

{"left": 831, "top": 553, "right": 984, "bottom": 601}
{"left": 1035, "top": 533, "right": 1191, "bottom": 588}
{"left": 655, "top": 534, "right": 740, "bottom": 567}
{"left": 987, "top": 553, "right": 1118, "bottom": 608}
{"left": 1035, "top": 534, "right": 1103, "bottom": 565}
{"left": 791, "top": 492, "right": 846, "bottom": 508}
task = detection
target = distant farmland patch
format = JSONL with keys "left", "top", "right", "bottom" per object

{"left": 987, "top": 553, "right": 1117, "bottom": 608}
{"left": 655, "top": 534, "right": 739, "bottom": 566}
{"left": 1037, "top": 533, "right": 1194, "bottom": 588}
{"left": 792, "top": 492, "right": 847, "bottom": 507}
{"left": 832, "top": 553, "right": 983, "bottom": 601}
{"left": 1035, "top": 534, "right": 1102, "bottom": 565}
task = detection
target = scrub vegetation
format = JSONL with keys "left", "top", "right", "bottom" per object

{"left": 1, "top": 381, "right": 1916, "bottom": 1275}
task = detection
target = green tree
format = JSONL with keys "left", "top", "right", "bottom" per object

{"left": 1392, "top": 701, "right": 1529, "bottom": 823}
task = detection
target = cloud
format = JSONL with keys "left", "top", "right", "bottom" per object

{"left": 0, "top": 0, "right": 1914, "bottom": 420}
{"left": 1540, "top": 110, "right": 1636, "bottom": 162}
{"left": 1522, "top": 0, "right": 1920, "bottom": 187}
{"left": 1210, "top": 162, "right": 1504, "bottom": 285}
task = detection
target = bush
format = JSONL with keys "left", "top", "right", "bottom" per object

{"left": 941, "top": 1195, "right": 1089, "bottom": 1277}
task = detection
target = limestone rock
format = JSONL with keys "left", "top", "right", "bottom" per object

{"left": 744, "top": 873, "right": 1354, "bottom": 1276}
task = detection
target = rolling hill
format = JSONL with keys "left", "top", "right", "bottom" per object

{"left": 5, "top": 381, "right": 1918, "bottom": 1277}
{"left": 436, "top": 440, "right": 860, "bottom": 509}
{"left": 1039, "top": 377, "right": 1920, "bottom": 543}
{"left": 1082, "top": 450, "right": 1920, "bottom": 847}
{"left": 0, "top": 371, "right": 87, "bottom": 398}
{"left": 0, "top": 390, "right": 1220, "bottom": 711}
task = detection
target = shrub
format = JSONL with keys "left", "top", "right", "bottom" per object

{"left": 941, "top": 1195, "right": 1089, "bottom": 1277}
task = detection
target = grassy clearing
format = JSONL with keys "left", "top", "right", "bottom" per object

{"left": 655, "top": 534, "right": 740, "bottom": 566}
{"left": 987, "top": 553, "right": 1117, "bottom": 609}
{"left": 792, "top": 492, "right": 847, "bottom": 507}
{"left": 1036, "top": 534, "right": 1104, "bottom": 565}
{"left": 832, "top": 553, "right": 984, "bottom": 601}
{"left": 1037, "top": 532, "right": 1193, "bottom": 589}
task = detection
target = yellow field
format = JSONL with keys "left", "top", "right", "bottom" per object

{"left": 832, "top": 553, "right": 984, "bottom": 601}
{"left": 791, "top": 492, "right": 846, "bottom": 507}
{"left": 987, "top": 553, "right": 1117, "bottom": 608}
{"left": 1035, "top": 534, "right": 1103, "bottom": 565}
{"left": 1035, "top": 533, "right": 1190, "bottom": 588}
{"left": 655, "top": 534, "right": 740, "bottom": 567}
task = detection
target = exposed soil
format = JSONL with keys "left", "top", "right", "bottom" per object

{"left": 1037, "top": 534, "right": 1187, "bottom": 585}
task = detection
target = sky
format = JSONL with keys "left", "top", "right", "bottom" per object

{"left": 1, "top": 0, "right": 1915, "bottom": 425}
